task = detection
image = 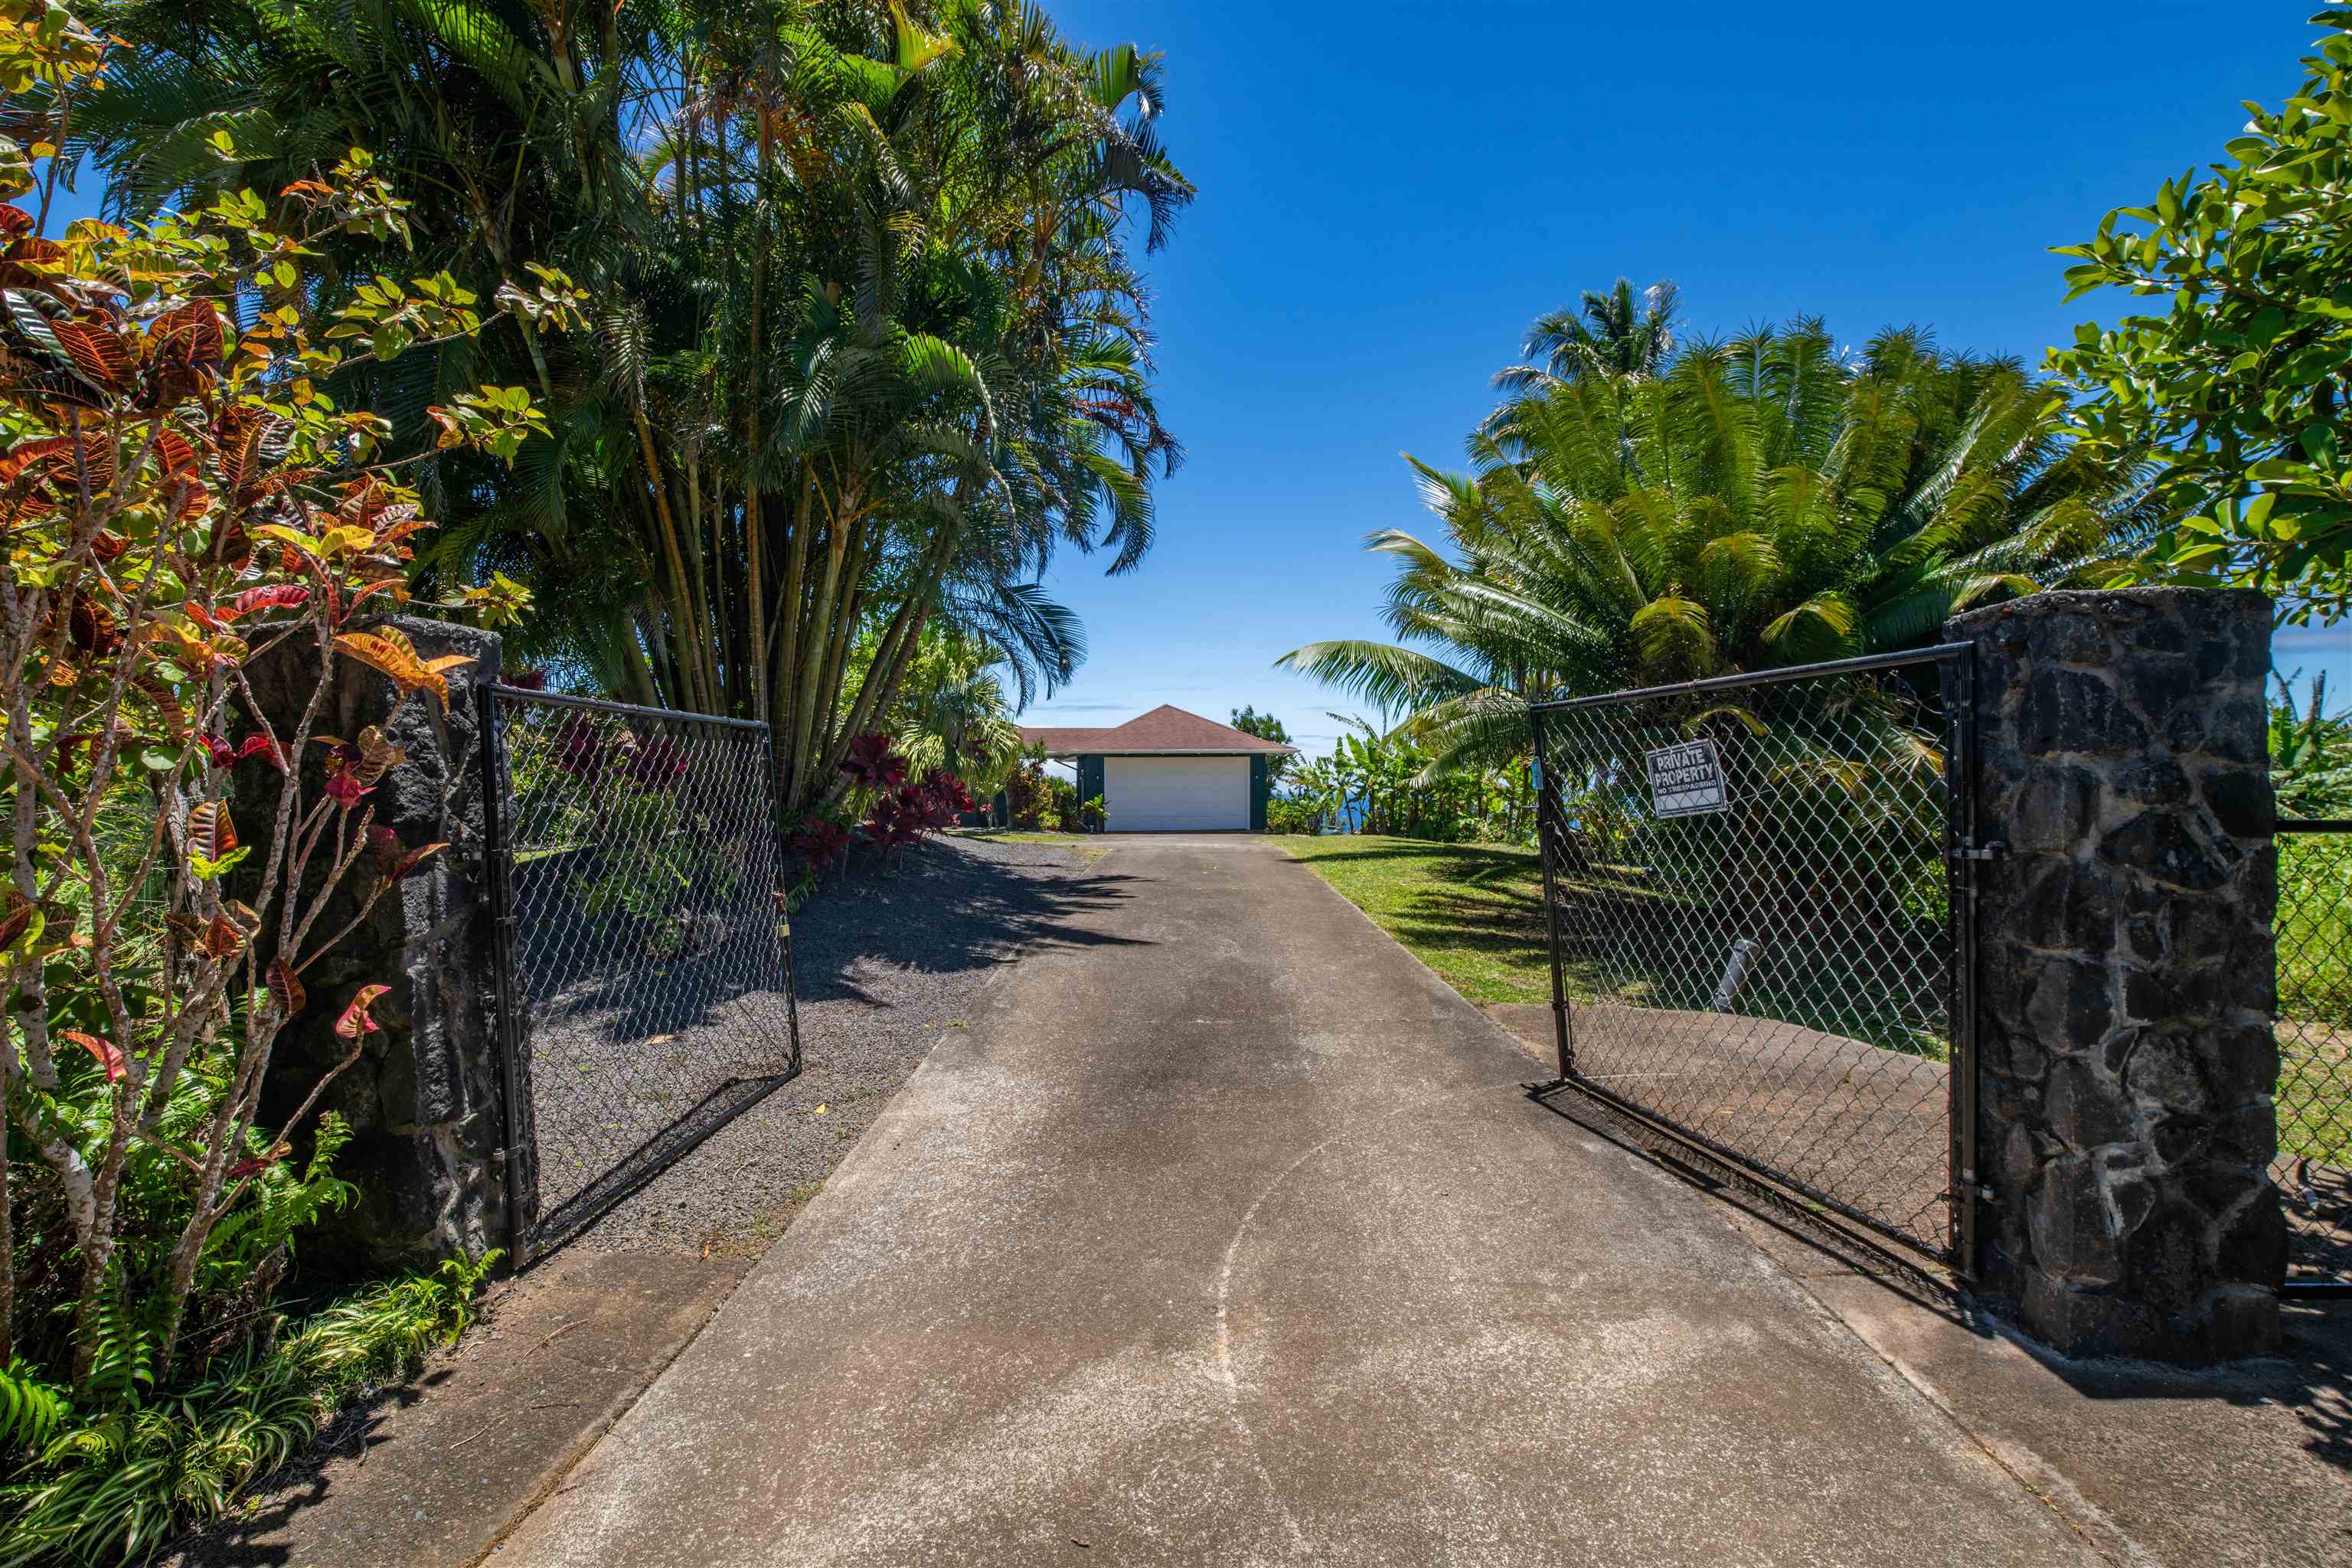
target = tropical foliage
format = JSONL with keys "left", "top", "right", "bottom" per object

{"left": 886, "top": 629, "right": 1024, "bottom": 799}
{"left": 76, "top": 0, "right": 1193, "bottom": 818}
{"left": 1282, "top": 310, "right": 2154, "bottom": 776}
{"left": 1, "top": 1253, "right": 492, "bottom": 1566}
{"left": 2272, "top": 672, "right": 2352, "bottom": 818}
{"left": 2051, "top": 8, "right": 2352, "bottom": 623}
{"left": 1227, "top": 704, "right": 1291, "bottom": 782}
{"left": 1276, "top": 718, "right": 1535, "bottom": 844}
{"left": 1, "top": 5, "right": 543, "bottom": 1550}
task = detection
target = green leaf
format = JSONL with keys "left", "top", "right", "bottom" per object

{"left": 189, "top": 844, "right": 251, "bottom": 882}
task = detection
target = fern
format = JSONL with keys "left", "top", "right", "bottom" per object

{"left": 0, "top": 1253, "right": 498, "bottom": 1567}
{"left": 0, "top": 1362, "right": 73, "bottom": 1454}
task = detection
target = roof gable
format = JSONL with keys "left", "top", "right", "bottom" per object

{"left": 1020, "top": 704, "right": 1295, "bottom": 756}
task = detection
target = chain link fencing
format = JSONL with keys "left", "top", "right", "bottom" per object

{"left": 481, "top": 685, "right": 802, "bottom": 1263}
{"left": 2274, "top": 818, "right": 2351, "bottom": 1293}
{"left": 1528, "top": 647, "right": 1976, "bottom": 1266}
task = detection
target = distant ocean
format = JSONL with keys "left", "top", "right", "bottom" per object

{"left": 2275, "top": 624, "right": 2351, "bottom": 710}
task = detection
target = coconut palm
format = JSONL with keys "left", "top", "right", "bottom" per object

{"left": 1282, "top": 316, "right": 2157, "bottom": 775}
{"left": 1493, "top": 276, "right": 1681, "bottom": 397}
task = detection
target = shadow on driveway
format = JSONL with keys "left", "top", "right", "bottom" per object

{"left": 789, "top": 838, "right": 1148, "bottom": 1011}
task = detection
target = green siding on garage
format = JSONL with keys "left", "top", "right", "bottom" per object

{"left": 1077, "top": 755, "right": 1105, "bottom": 812}
{"left": 1251, "top": 754, "right": 1269, "bottom": 831}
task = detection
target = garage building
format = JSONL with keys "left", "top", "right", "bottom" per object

{"left": 1020, "top": 706, "right": 1296, "bottom": 833}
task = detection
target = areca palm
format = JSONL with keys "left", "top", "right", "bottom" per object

{"left": 80, "top": 0, "right": 1193, "bottom": 814}
{"left": 887, "top": 628, "right": 1027, "bottom": 795}
{"left": 1282, "top": 316, "right": 2155, "bottom": 776}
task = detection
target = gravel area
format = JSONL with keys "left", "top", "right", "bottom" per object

{"left": 556, "top": 832, "right": 1102, "bottom": 1258}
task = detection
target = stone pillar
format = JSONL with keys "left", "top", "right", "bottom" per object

{"left": 1950, "top": 587, "right": 2281, "bottom": 1362}
{"left": 239, "top": 617, "right": 521, "bottom": 1274}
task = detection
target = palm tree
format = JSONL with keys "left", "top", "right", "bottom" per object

{"left": 1493, "top": 276, "right": 1681, "bottom": 397}
{"left": 80, "top": 0, "right": 1194, "bottom": 815}
{"left": 1281, "top": 315, "right": 2155, "bottom": 776}
{"left": 887, "top": 629, "right": 1027, "bottom": 798}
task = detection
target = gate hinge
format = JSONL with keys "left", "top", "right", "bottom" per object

{"left": 1950, "top": 840, "right": 2007, "bottom": 863}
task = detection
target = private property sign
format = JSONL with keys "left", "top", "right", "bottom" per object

{"left": 1645, "top": 740, "right": 1730, "bottom": 818}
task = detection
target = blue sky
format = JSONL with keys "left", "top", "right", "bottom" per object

{"left": 46, "top": 3, "right": 2347, "bottom": 748}
{"left": 1021, "top": 0, "right": 2350, "bottom": 753}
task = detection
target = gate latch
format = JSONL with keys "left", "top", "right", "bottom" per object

{"left": 1950, "top": 840, "right": 2006, "bottom": 863}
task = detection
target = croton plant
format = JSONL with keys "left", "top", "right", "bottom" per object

{"left": 0, "top": 0, "right": 580, "bottom": 1390}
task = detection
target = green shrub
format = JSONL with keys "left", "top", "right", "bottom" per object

{"left": 0, "top": 1254, "right": 495, "bottom": 1567}
{"left": 1265, "top": 798, "right": 1321, "bottom": 835}
{"left": 1045, "top": 776, "right": 1081, "bottom": 833}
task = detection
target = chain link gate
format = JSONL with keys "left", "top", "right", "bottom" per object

{"left": 1528, "top": 645, "right": 1982, "bottom": 1269}
{"left": 2274, "top": 818, "right": 2351, "bottom": 1295}
{"left": 478, "top": 684, "right": 802, "bottom": 1264}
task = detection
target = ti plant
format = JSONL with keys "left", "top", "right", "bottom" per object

{"left": 0, "top": 0, "right": 577, "bottom": 1396}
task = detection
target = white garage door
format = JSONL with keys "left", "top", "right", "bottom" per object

{"left": 1105, "top": 756, "right": 1250, "bottom": 832}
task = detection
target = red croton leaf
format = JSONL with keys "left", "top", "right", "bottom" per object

{"left": 198, "top": 913, "right": 248, "bottom": 959}
{"left": 391, "top": 842, "right": 447, "bottom": 880}
{"left": 51, "top": 319, "right": 132, "bottom": 392}
{"left": 154, "top": 430, "right": 198, "bottom": 476}
{"left": 322, "top": 763, "right": 370, "bottom": 808}
{"left": 146, "top": 299, "right": 226, "bottom": 398}
{"left": 335, "top": 984, "right": 390, "bottom": 1043}
{"left": 226, "top": 583, "right": 309, "bottom": 621}
{"left": 198, "top": 732, "right": 237, "bottom": 768}
{"left": 236, "top": 733, "right": 286, "bottom": 772}
{"left": 61, "top": 1030, "right": 126, "bottom": 1083}
{"left": 364, "top": 826, "right": 446, "bottom": 881}
{"left": 266, "top": 957, "right": 305, "bottom": 1018}
{"left": 366, "top": 824, "right": 403, "bottom": 877}
{"left": 224, "top": 1142, "right": 291, "bottom": 1182}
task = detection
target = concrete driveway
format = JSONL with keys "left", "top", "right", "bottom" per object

{"left": 493, "top": 838, "right": 2094, "bottom": 1567}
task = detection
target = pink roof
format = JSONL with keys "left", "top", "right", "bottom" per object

{"left": 1020, "top": 704, "right": 1297, "bottom": 757}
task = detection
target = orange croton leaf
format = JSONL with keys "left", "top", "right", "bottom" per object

{"left": 352, "top": 725, "right": 405, "bottom": 786}
{"left": 153, "top": 429, "right": 198, "bottom": 475}
{"left": 51, "top": 319, "right": 132, "bottom": 392}
{"left": 185, "top": 800, "right": 236, "bottom": 863}
{"left": 333, "top": 627, "right": 470, "bottom": 709}
{"left": 62, "top": 1030, "right": 126, "bottom": 1083}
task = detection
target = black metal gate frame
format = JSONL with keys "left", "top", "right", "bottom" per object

{"left": 1527, "top": 643, "right": 1985, "bottom": 1276}
{"left": 475, "top": 681, "right": 803, "bottom": 1266}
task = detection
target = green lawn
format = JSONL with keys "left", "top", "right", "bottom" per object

{"left": 1282, "top": 831, "right": 2350, "bottom": 1165}
{"left": 2278, "top": 832, "right": 2351, "bottom": 1165}
{"left": 1279, "top": 835, "right": 1553, "bottom": 1005}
